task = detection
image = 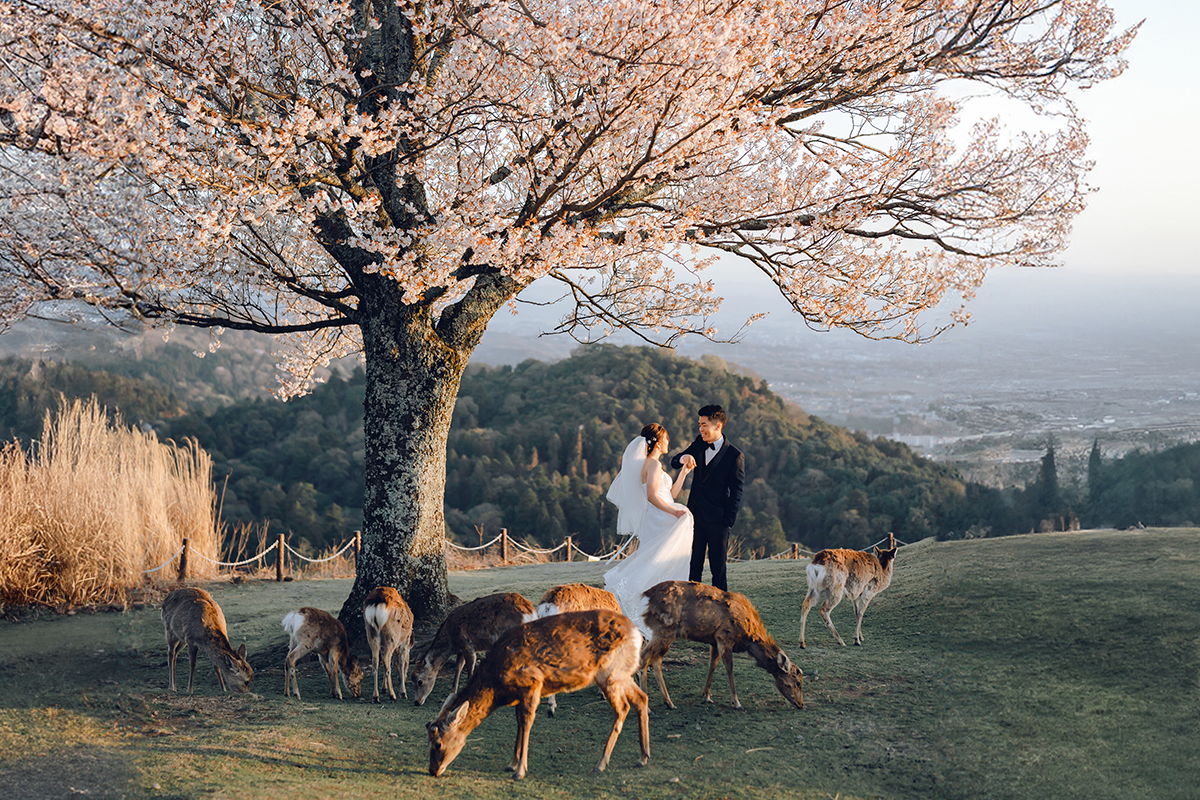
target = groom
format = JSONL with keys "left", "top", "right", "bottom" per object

{"left": 670, "top": 404, "right": 745, "bottom": 591}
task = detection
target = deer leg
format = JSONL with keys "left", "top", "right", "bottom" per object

{"left": 641, "top": 636, "right": 676, "bottom": 709}
{"left": 720, "top": 645, "right": 743, "bottom": 711}
{"left": 594, "top": 678, "right": 630, "bottom": 774}
{"left": 285, "top": 642, "right": 312, "bottom": 700}
{"left": 509, "top": 693, "right": 540, "bottom": 780}
{"left": 453, "top": 649, "right": 475, "bottom": 694}
{"left": 852, "top": 595, "right": 873, "bottom": 646}
{"left": 799, "top": 589, "right": 819, "bottom": 648}
{"left": 630, "top": 681, "right": 651, "bottom": 767}
{"left": 820, "top": 593, "right": 847, "bottom": 646}
{"left": 369, "top": 634, "right": 382, "bottom": 702}
{"left": 398, "top": 643, "right": 410, "bottom": 699}
{"left": 546, "top": 693, "right": 557, "bottom": 717}
{"left": 166, "top": 638, "right": 181, "bottom": 691}
{"left": 381, "top": 642, "right": 395, "bottom": 701}
{"left": 320, "top": 652, "right": 342, "bottom": 699}
{"left": 701, "top": 644, "right": 721, "bottom": 703}
{"left": 187, "top": 644, "right": 200, "bottom": 694}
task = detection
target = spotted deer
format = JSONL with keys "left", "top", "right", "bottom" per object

{"left": 362, "top": 586, "right": 415, "bottom": 702}
{"left": 427, "top": 609, "right": 650, "bottom": 780}
{"left": 800, "top": 542, "right": 898, "bottom": 648}
{"left": 282, "top": 607, "right": 364, "bottom": 700}
{"left": 412, "top": 592, "right": 537, "bottom": 706}
{"left": 161, "top": 587, "right": 254, "bottom": 694}
{"left": 640, "top": 580, "right": 804, "bottom": 710}
{"left": 535, "top": 583, "right": 623, "bottom": 716}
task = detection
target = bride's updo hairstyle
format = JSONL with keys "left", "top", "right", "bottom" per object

{"left": 641, "top": 423, "right": 667, "bottom": 453}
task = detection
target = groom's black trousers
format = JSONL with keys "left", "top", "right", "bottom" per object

{"left": 689, "top": 517, "right": 730, "bottom": 591}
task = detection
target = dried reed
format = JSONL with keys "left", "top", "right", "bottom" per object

{"left": 0, "top": 397, "right": 220, "bottom": 610}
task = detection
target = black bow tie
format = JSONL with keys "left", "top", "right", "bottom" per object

{"left": 706, "top": 441, "right": 717, "bottom": 451}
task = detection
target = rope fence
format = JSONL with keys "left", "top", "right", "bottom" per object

{"left": 143, "top": 531, "right": 361, "bottom": 582}
{"left": 143, "top": 526, "right": 908, "bottom": 583}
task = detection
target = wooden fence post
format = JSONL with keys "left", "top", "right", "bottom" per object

{"left": 276, "top": 533, "right": 286, "bottom": 582}
{"left": 791, "top": 543, "right": 800, "bottom": 560}
{"left": 565, "top": 535, "right": 573, "bottom": 563}
{"left": 501, "top": 528, "right": 509, "bottom": 565}
{"left": 354, "top": 530, "right": 362, "bottom": 570}
{"left": 177, "top": 538, "right": 189, "bottom": 581}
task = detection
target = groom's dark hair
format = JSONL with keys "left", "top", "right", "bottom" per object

{"left": 698, "top": 404, "right": 726, "bottom": 426}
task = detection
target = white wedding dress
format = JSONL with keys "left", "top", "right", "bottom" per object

{"left": 604, "top": 438, "right": 694, "bottom": 637}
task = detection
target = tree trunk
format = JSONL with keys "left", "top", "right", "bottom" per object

{"left": 338, "top": 281, "right": 470, "bottom": 640}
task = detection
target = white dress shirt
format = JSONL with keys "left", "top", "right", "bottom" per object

{"left": 705, "top": 436, "right": 725, "bottom": 465}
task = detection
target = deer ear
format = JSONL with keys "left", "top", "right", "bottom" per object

{"left": 451, "top": 701, "right": 470, "bottom": 727}
{"left": 237, "top": 643, "right": 247, "bottom": 659}
{"left": 777, "top": 652, "right": 791, "bottom": 671}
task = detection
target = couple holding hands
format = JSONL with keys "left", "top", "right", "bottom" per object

{"left": 604, "top": 404, "right": 746, "bottom": 635}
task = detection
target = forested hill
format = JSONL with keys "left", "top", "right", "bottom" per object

{"left": 3, "top": 344, "right": 996, "bottom": 554}
{"left": 443, "top": 345, "right": 981, "bottom": 555}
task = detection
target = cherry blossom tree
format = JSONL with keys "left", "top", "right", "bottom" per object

{"left": 0, "top": 0, "right": 1135, "bottom": 628}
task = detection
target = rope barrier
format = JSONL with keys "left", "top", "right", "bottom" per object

{"left": 606, "top": 535, "right": 637, "bottom": 563}
{"left": 282, "top": 537, "right": 357, "bottom": 564}
{"left": 143, "top": 544, "right": 186, "bottom": 574}
{"left": 569, "top": 540, "right": 621, "bottom": 562}
{"left": 509, "top": 539, "right": 567, "bottom": 556}
{"left": 188, "top": 540, "right": 280, "bottom": 567}
{"left": 446, "top": 533, "right": 505, "bottom": 552}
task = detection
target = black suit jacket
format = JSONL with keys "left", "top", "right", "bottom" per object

{"left": 670, "top": 438, "right": 745, "bottom": 529}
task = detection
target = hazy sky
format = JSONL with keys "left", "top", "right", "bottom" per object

{"left": 1064, "top": 0, "right": 1199, "bottom": 278}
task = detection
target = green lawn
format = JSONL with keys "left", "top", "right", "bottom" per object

{"left": 1, "top": 529, "right": 1197, "bottom": 799}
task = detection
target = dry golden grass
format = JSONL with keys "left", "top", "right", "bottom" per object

{"left": 0, "top": 397, "right": 220, "bottom": 610}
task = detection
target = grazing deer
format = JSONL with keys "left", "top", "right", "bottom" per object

{"left": 536, "top": 583, "right": 623, "bottom": 716}
{"left": 536, "top": 583, "right": 622, "bottom": 617}
{"left": 412, "top": 592, "right": 537, "bottom": 706}
{"left": 800, "top": 543, "right": 898, "bottom": 648}
{"left": 161, "top": 587, "right": 254, "bottom": 694}
{"left": 640, "top": 581, "right": 804, "bottom": 711}
{"left": 427, "top": 609, "right": 650, "bottom": 780}
{"left": 362, "top": 586, "right": 415, "bottom": 702}
{"left": 281, "top": 607, "right": 364, "bottom": 701}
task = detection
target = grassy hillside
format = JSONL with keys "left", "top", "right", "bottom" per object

{"left": 1, "top": 530, "right": 1196, "bottom": 799}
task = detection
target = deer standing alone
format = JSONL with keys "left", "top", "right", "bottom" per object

{"left": 535, "top": 583, "right": 622, "bottom": 716}
{"left": 800, "top": 541, "right": 898, "bottom": 648}
{"left": 281, "top": 607, "right": 364, "bottom": 700}
{"left": 412, "top": 592, "right": 537, "bottom": 706}
{"left": 362, "top": 586, "right": 415, "bottom": 702}
{"left": 161, "top": 587, "right": 254, "bottom": 694}
{"left": 640, "top": 581, "right": 803, "bottom": 710}
{"left": 427, "top": 609, "right": 650, "bottom": 780}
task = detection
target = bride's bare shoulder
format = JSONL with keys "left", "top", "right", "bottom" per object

{"left": 641, "top": 456, "right": 663, "bottom": 481}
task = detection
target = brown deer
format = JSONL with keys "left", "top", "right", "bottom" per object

{"left": 427, "top": 609, "right": 650, "bottom": 780}
{"left": 640, "top": 581, "right": 804, "bottom": 710}
{"left": 282, "top": 607, "right": 364, "bottom": 701}
{"left": 800, "top": 542, "right": 898, "bottom": 648}
{"left": 412, "top": 592, "right": 537, "bottom": 706}
{"left": 536, "top": 583, "right": 622, "bottom": 617}
{"left": 362, "top": 586, "right": 415, "bottom": 702}
{"left": 161, "top": 587, "right": 254, "bottom": 694}
{"left": 535, "top": 583, "right": 623, "bottom": 716}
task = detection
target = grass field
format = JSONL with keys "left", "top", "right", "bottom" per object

{"left": 1, "top": 529, "right": 1197, "bottom": 799}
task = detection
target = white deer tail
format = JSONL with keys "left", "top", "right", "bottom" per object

{"left": 363, "top": 603, "right": 389, "bottom": 632}
{"left": 281, "top": 610, "right": 304, "bottom": 639}
{"left": 805, "top": 561, "right": 826, "bottom": 590}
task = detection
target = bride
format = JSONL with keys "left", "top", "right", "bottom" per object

{"left": 604, "top": 423, "right": 694, "bottom": 636}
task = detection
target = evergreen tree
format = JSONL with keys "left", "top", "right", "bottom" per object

{"left": 1037, "top": 436, "right": 1061, "bottom": 526}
